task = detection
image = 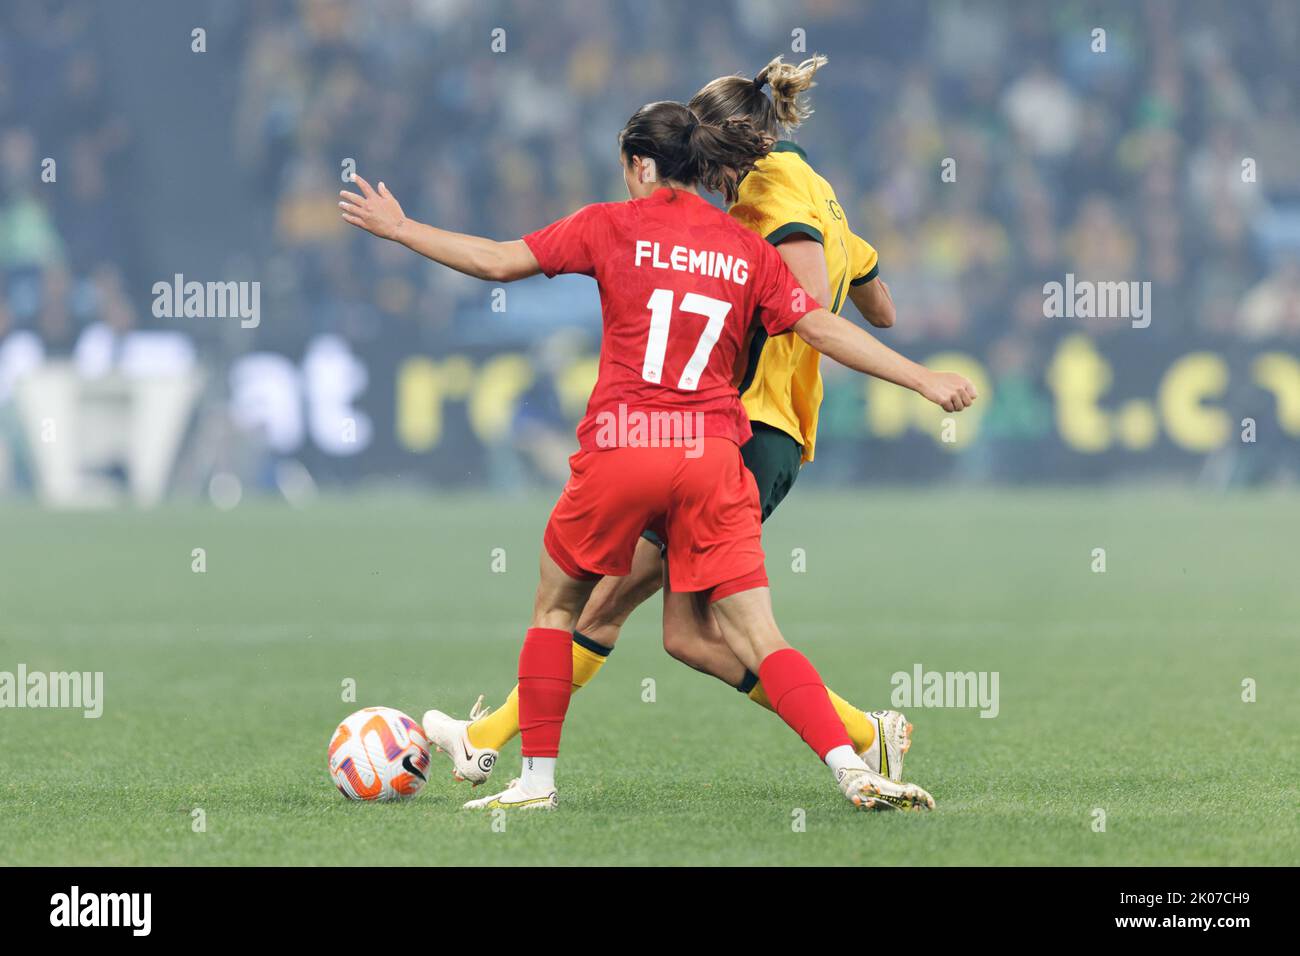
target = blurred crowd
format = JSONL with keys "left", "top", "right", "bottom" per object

{"left": 3, "top": 0, "right": 1299, "bottom": 357}
{"left": 227, "top": 0, "right": 1300, "bottom": 346}
{"left": 0, "top": 1, "right": 136, "bottom": 381}
{"left": 0, "top": 0, "right": 1298, "bottom": 493}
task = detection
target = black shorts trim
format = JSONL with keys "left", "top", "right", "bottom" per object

{"left": 639, "top": 529, "right": 667, "bottom": 553}
{"left": 572, "top": 630, "right": 612, "bottom": 657}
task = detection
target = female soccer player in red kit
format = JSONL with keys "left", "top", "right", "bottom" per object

{"left": 340, "top": 102, "right": 976, "bottom": 811}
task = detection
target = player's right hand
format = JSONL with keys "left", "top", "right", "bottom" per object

{"left": 919, "top": 371, "right": 978, "bottom": 412}
{"left": 339, "top": 174, "right": 407, "bottom": 241}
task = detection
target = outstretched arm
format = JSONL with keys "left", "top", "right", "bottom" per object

{"left": 340, "top": 175, "right": 540, "bottom": 282}
{"left": 792, "top": 308, "right": 976, "bottom": 412}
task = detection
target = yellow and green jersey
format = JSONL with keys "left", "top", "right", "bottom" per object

{"left": 730, "top": 141, "right": 879, "bottom": 463}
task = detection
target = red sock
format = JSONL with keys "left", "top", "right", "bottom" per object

{"left": 518, "top": 627, "right": 574, "bottom": 758}
{"left": 757, "top": 648, "right": 851, "bottom": 760}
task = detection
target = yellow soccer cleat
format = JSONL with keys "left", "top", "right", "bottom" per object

{"left": 462, "top": 778, "right": 558, "bottom": 811}
{"left": 861, "top": 709, "right": 913, "bottom": 782}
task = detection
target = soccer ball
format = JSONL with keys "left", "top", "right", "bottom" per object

{"left": 328, "top": 706, "right": 432, "bottom": 801}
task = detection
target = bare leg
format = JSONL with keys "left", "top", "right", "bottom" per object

{"left": 461, "top": 549, "right": 596, "bottom": 809}
{"left": 705, "top": 587, "right": 790, "bottom": 675}
{"left": 532, "top": 547, "right": 598, "bottom": 630}
{"left": 659, "top": 576, "right": 882, "bottom": 758}
{"left": 660, "top": 578, "right": 750, "bottom": 687}
{"left": 574, "top": 537, "right": 665, "bottom": 648}
{"left": 657, "top": 582, "right": 935, "bottom": 810}
{"left": 459, "top": 540, "right": 660, "bottom": 757}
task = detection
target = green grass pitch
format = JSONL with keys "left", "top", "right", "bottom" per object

{"left": 0, "top": 489, "right": 1295, "bottom": 866}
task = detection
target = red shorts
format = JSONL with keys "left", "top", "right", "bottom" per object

{"left": 543, "top": 437, "right": 767, "bottom": 599}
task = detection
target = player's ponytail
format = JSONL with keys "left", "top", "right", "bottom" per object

{"left": 619, "top": 101, "right": 772, "bottom": 203}
{"left": 689, "top": 54, "right": 828, "bottom": 136}
{"left": 686, "top": 115, "right": 773, "bottom": 202}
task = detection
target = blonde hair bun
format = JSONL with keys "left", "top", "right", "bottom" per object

{"left": 753, "top": 54, "right": 828, "bottom": 128}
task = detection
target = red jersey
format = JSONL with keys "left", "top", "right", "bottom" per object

{"left": 523, "top": 188, "right": 818, "bottom": 451}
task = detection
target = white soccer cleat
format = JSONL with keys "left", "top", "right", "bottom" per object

{"left": 836, "top": 766, "right": 934, "bottom": 812}
{"left": 422, "top": 695, "right": 498, "bottom": 786}
{"left": 861, "top": 709, "right": 912, "bottom": 782}
{"left": 462, "top": 778, "right": 558, "bottom": 811}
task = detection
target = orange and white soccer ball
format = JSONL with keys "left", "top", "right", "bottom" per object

{"left": 328, "top": 706, "right": 432, "bottom": 801}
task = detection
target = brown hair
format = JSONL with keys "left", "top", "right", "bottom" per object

{"left": 617, "top": 100, "right": 773, "bottom": 203}
{"left": 688, "top": 54, "right": 828, "bottom": 137}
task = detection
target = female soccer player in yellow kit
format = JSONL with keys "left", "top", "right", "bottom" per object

{"left": 425, "top": 56, "right": 919, "bottom": 789}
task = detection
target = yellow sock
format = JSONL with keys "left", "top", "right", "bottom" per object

{"left": 746, "top": 681, "right": 775, "bottom": 712}
{"left": 466, "top": 637, "right": 610, "bottom": 751}
{"left": 747, "top": 682, "right": 876, "bottom": 753}
{"left": 467, "top": 685, "right": 521, "bottom": 751}
{"left": 570, "top": 640, "right": 608, "bottom": 689}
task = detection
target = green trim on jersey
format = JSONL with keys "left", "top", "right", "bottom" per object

{"left": 765, "top": 221, "right": 824, "bottom": 246}
{"left": 770, "top": 140, "right": 808, "bottom": 160}
{"left": 851, "top": 263, "right": 880, "bottom": 286}
{"left": 737, "top": 327, "right": 769, "bottom": 397}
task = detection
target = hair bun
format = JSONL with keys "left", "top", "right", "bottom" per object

{"left": 754, "top": 55, "right": 826, "bottom": 129}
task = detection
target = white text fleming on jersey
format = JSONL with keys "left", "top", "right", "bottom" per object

{"left": 633, "top": 241, "right": 750, "bottom": 286}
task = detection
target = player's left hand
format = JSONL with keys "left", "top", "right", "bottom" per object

{"left": 919, "top": 370, "right": 978, "bottom": 413}
{"left": 339, "top": 175, "right": 407, "bottom": 241}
